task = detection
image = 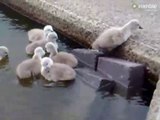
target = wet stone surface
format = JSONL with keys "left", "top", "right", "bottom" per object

{"left": 73, "top": 48, "right": 146, "bottom": 98}
{"left": 97, "top": 57, "right": 145, "bottom": 96}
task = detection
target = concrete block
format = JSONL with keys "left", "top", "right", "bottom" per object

{"left": 97, "top": 57, "right": 145, "bottom": 97}
{"left": 72, "top": 49, "right": 104, "bottom": 69}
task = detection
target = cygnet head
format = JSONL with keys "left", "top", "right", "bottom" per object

{"left": 125, "top": 19, "right": 143, "bottom": 31}
{"left": 0, "top": 46, "right": 9, "bottom": 55}
{"left": 43, "top": 25, "right": 54, "bottom": 37}
{"left": 45, "top": 42, "right": 58, "bottom": 54}
{"left": 46, "top": 31, "right": 58, "bottom": 42}
{"left": 43, "top": 25, "right": 53, "bottom": 32}
{"left": 41, "top": 57, "right": 53, "bottom": 68}
{"left": 34, "top": 47, "right": 45, "bottom": 57}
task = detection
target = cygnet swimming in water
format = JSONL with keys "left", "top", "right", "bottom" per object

{"left": 26, "top": 32, "right": 58, "bottom": 55}
{"left": 0, "top": 46, "right": 9, "bottom": 61}
{"left": 28, "top": 25, "right": 58, "bottom": 42}
{"left": 92, "top": 19, "right": 143, "bottom": 52}
{"left": 41, "top": 57, "right": 76, "bottom": 82}
{"left": 16, "top": 47, "right": 45, "bottom": 79}
{"left": 45, "top": 42, "right": 78, "bottom": 68}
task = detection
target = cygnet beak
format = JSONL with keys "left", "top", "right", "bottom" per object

{"left": 139, "top": 25, "right": 143, "bottom": 29}
{"left": 50, "top": 29, "right": 54, "bottom": 32}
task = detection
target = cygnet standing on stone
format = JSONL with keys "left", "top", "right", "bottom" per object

{"left": 0, "top": 46, "right": 9, "bottom": 61}
{"left": 28, "top": 25, "right": 57, "bottom": 42}
{"left": 41, "top": 57, "right": 76, "bottom": 82}
{"left": 16, "top": 47, "right": 45, "bottom": 79}
{"left": 45, "top": 42, "right": 78, "bottom": 68}
{"left": 26, "top": 31, "right": 58, "bottom": 55}
{"left": 92, "top": 19, "right": 143, "bottom": 52}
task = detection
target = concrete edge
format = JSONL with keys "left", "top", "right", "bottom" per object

{"left": 147, "top": 76, "right": 160, "bottom": 120}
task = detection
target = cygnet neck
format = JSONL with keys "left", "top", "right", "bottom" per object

{"left": 44, "top": 31, "right": 48, "bottom": 39}
{"left": 49, "top": 49, "right": 58, "bottom": 58}
{"left": 32, "top": 54, "right": 42, "bottom": 61}
{"left": 121, "top": 22, "right": 133, "bottom": 40}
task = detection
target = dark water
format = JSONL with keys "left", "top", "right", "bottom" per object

{"left": 0, "top": 4, "right": 152, "bottom": 120}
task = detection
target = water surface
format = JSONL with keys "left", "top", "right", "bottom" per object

{"left": 0, "top": 4, "right": 151, "bottom": 120}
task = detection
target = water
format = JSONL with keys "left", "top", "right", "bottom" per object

{"left": 0, "top": 4, "right": 153, "bottom": 120}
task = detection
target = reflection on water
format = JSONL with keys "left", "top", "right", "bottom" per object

{"left": 0, "top": 3, "right": 153, "bottom": 120}
{"left": 0, "top": 58, "right": 9, "bottom": 69}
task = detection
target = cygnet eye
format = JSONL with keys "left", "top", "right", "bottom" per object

{"left": 139, "top": 25, "right": 143, "bottom": 29}
{"left": 45, "top": 67, "right": 50, "bottom": 73}
{"left": 45, "top": 63, "right": 48, "bottom": 66}
{"left": 4, "top": 51, "right": 8, "bottom": 55}
{"left": 49, "top": 29, "right": 53, "bottom": 32}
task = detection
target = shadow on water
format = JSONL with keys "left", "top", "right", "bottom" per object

{"left": 0, "top": 57, "right": 9, "bottom": 69}
{"left": 0, "top": 3, "right": 154, "bottom": 120}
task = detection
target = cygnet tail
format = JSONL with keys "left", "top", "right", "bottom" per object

{"left": 26, "top": 45, "right": 34, "bottom": 55}
{"left": 16, "top": 67, "right": 31, "bottom": 79}
{"left": 66, "top": 69, "right": 76, "bottom": 80}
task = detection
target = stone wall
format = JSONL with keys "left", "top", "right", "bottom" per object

{"left": 147, "top": 77, "right": 160, "bottom": 120}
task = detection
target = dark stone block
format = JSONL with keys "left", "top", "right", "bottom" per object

{"left": 76, "top": 68, "right": 108, "bottom": 89}
{"left": 97, "top": 57, "right": 145, "bottom": 97}
{"left": 76, "top": 68, "right": 116, "bottom": 95}
{"left": 72, "top": 49, "right": 104, "bottom": 70}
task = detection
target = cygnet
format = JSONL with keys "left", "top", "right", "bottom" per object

{"left": 45, "top": 42, "right": 78, "bottom": 68}
{"left": 41, "top": 57, "right": 76, "bottom": 82}
{"left": 16, "top": 47, "right": 45, "bottom": 79}
{"left": 0, "top": 46, "right": 9, "bottom": 61}
{"left": 92, "top": 19, "right": 143, "bottom": 52}
{"left": 28, "top": 25, "right": 58, "bottom": 42}
{"left": 26, "top": 32, "right": 58, "bottom": 55}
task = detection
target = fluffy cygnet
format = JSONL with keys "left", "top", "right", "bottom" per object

{"left": 16, "top": 47, "right": 45, "bottom": 79}
{"left": 45, "top": 42, "right": 78, "bottom": 68}
{"left": 0, "top": 46, "right": 9, "bottom": 61}
{"left": 26, "top": 32, "right": 58, "bottom": 55}
{"left": 41, "top": 57, "right": 76, "bottom": 82}
{"left": 92, "top": 19, "right": 143, "bottom": 52}
{"left": 28, "top": 25, "right": 58, "bottom": 42}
